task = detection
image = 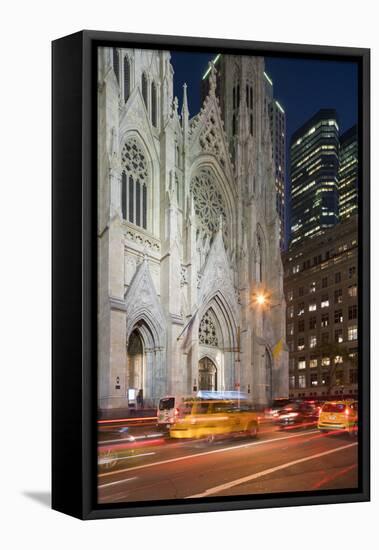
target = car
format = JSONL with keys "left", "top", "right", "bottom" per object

{"left": 156, "top": 395, "right": 181, "bottom": 431}
{"left": 266, "top": 398, "right": 296, "bottom": 419}
{"left": 318, "top": 400, "right": 358, "bottom": 436}
{"left": 169, "top": 398, "right": 259, "bottom": 442}
{"left": 275, "top": 401, "right": 320, "bottom": 430}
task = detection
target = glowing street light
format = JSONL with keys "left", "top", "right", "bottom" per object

{"left": 252, "top": 290, "right": 281, "bottom": 310}
{"left": 255, "top": 293, "right": 267, "bottom": 306}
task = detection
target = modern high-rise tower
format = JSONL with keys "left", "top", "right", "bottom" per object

{"left": 339, "top": 125, "right": 358, "bottom": 221}
{"left": 290, "top": 109, "right": 340, "bottom": 248}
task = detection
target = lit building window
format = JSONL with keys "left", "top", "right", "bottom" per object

{"left": 298, "top": 375, "right": 306, "bottom": 389}
{"left": 298, "top": 337, "right": 305, "bottom": 351}
{"left": 321, "top": 313, "right": 329, "bottom": 327}
{"left": 297, "top": 303, "right": 305, "bottom": 316}
{"left": 309, "top": 335, "right": 317, "bottom": 348}
{"left": 334, "top": 289, "right": 343, "bottom": 304}
{"left": 310, "top": 373, "right": 318, "bottom": 386}
{"left": 298, "top": 358, "right": 306, "bottom": 369}
{"left": 310, "top": 357, "right": 318, "bottom": 368}
{"left": 309, "top": 303, "right": 317, "bottom": 312}
{"left": 309, "top": 281, "right": 316, "bottom": 293}
{"left": 348, "top": 285, "right": 357, "bottom": 297}
{"left": 321, "top": 357, "right": 330, "bottom": 367}
{"left": 321, "top": 296, "right": 329, "bottom": 308}
{"left": 334, "top": 309, "right": 343, "bottom": 323}
{"left": 348, "top": 326, "right": 358, "bottom": 341}
{"left": 335, "top": 329, "right": 343, "bottom": 343}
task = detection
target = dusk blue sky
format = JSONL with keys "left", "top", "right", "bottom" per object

{"left": 170, "top": 51, "right": 358, "bottom": 247}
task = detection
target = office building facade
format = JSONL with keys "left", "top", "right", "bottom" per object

{"left": 290, "top": 109, "right": 340, "bottom": 248}
{"left": 283, "top": 216, "right": 358, "bottom": 399}
{"left": 339, "top": 125, "right": 358, "bottom": 221}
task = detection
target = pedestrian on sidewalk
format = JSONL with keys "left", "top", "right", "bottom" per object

{"left": 137, "top": 389, "right": 144, "bottom": 410}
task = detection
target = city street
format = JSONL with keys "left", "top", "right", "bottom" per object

{"left": 98, "top": 421, "right": 358, "bottom": 504}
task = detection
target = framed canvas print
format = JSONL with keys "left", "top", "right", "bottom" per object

{"left": 52, "top": 30, "right": 370, "bottom": 520}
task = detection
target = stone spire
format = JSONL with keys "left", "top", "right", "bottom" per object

{"left": 181, "top": 82, "right": 189, "bottom": 133}
{"left": 209, "top": 62, "right": 217, "bottom": 95}
{"left": 182, "top": 83, "right": 189, "bottom": 118}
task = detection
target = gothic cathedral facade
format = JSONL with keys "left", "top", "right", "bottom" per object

{"left": 97, "top": 48, "right": 288, "bottom": 412}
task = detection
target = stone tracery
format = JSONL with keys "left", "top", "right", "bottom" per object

{"left": 190, "top": 167, "right": 228, "bottom": 241}
{"left": 121, "top": 137, "right": 148, "bottom": 182}
{"left": 199, "top": 309, "right": 219, "bottom": 347}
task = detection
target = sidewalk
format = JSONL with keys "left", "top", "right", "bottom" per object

{"left": 98, "top": 407, "right": 157, "bottom": 421}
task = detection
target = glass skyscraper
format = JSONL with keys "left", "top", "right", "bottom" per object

{"left": 290, "top": 109, "right": 340, "bottom": 248}
{"left": 339, "top": 125, "right": 358, "bottom": 221}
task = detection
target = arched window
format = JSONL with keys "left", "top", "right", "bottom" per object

{"left": 124, "top": 56, "right": 130, "bottom": 102}
{"left": 121, "top": 138, "right": 149, "bottom": 229}
{"left": 191, "top": 167, "right": 228, "bottom": 245}
{"left": 199, "top": 309, "right": 218, "bottom": 347}
{"left": 121, "top": 172, "right": 127, "bottom": 220}
{"left": 142, "top": 72, "right": 148, "bottom": 111}
{"left": 112, "top": 48, "right": 119, "bottom": 85}
{"left": 151, "top": 81, "right": 157, "bottom": 127}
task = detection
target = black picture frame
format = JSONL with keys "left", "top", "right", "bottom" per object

{"left": 52, "top": 30, "right": 370, "bottom": 520}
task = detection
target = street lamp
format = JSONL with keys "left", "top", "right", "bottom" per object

{"left": 252, "top": 290, "right": 281, "bottom": 310}
{"left": 255, "top": 293, "right": 267, "bottom": 306}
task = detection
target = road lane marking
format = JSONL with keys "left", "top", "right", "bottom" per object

{"left": 99, "top": 435, "right": 163, "bottom": 445}
{"left": 311, "top": 463, "right": 357, "bottom": 489}
{"left": 187, "top": 442, "right": 358, "bottom": 498}
{"left": 99, "top": 477, "right": 138, "bottom": 489}
{"left": 98, "top": 429, "right": 319, "bottom": 479}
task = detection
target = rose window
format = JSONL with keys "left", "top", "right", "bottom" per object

{"left": 191, "top": 168, "right": 227, "bottom": 240}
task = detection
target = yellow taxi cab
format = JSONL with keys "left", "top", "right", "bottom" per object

{"left": 169, "top": 398, "right": 259, "bottom": 441}
{"left": 318, "top": 400, "right": 358, "bottom": 436}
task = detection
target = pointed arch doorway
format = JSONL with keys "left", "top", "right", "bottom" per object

{"left": 127, "top": 329, "right": 144, "bottom": 392}
{"left": 198, "top": 357, "right": 217, "bottom": 391}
